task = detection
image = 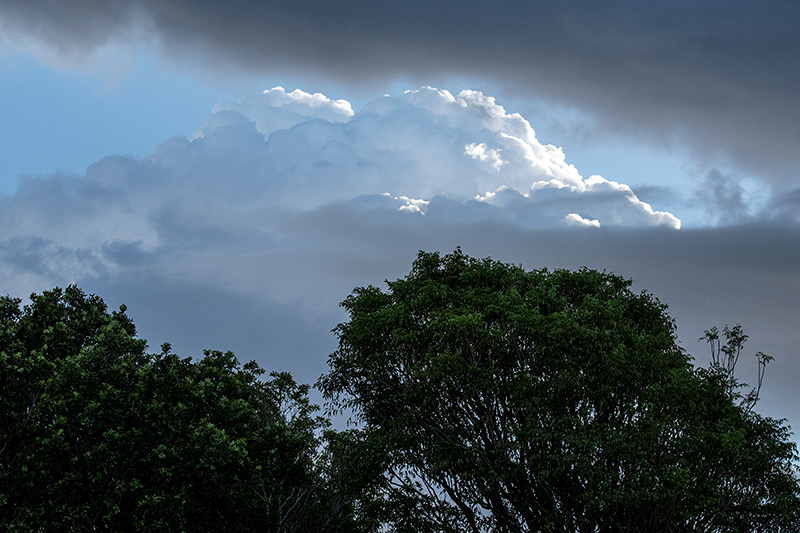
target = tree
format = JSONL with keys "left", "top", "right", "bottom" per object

{"left": 699, "top": 323, "right": 774, "bottom": 412}
{"left": 0, "top": 286, "right": 372, "bottom": 532}
{"left": 319, "top": 249, "right": 800, "bottom": 532}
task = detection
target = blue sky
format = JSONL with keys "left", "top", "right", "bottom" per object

{"left": 1, "top": 1, "right": 798, "bottom": 435}
{"left": 0, "top": 50, "right": 236, "bottom": 192}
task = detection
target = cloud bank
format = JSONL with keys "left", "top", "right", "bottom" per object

{"left": 0, "top": 86, "right": 685, "bottom": 298}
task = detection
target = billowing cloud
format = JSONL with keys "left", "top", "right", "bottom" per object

{"left": 0, "top": 87, "right": 681, "bottom": 295}
{"left": 189, "top": 87, "right": 681, "bottom": 227}
{"left": 1, "top": 1, "right": 799, "bottom": 184}
{"left": 13, "top": 84, "right": 800, "bottom": 312}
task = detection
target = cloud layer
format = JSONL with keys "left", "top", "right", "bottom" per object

{"left": 2, "top": 1, "right": 799, "bottom": 184}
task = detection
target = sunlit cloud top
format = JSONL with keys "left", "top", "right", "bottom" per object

{"left": 194, "top": 86, "right": 681, "bottom": 228}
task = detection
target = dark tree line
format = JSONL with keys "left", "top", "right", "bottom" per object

{"left": 2, "top": 250, "right": 799, "bottom": 532}
{"left": 0, "top": 286, "right": 375, "bottom": 532}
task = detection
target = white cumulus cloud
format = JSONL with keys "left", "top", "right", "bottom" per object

{"left": 0, "top": 85, "right": 684, "bottom": 304}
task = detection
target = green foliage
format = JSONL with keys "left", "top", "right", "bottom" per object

{"left": 320, "top": 249, "right": 800, "bottom": 532}
{"left": 0, "top": 286, "right": 371, "bottom": 532}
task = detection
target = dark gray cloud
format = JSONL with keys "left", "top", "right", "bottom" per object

{"left": 767, "top": 185, "right": 800, "bottom": 222}
{"left": 2, "top": 1, "right": 799, "bottom": 183}
{"left": 696, "top": 169, "right": 750, "bottom": 225}
{"left": 11, "top": 209, "right": 798, "bottom": 435}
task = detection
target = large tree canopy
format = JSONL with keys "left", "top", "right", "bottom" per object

{"left": 319, "top": 249, "right": 800, "bottom": 532}
{"left": 0, "top": 286, "right": 371, "bottom": 532}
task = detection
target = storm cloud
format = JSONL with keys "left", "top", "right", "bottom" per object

{"left": 1, "top": 1, "right": 799, "bottom": 184}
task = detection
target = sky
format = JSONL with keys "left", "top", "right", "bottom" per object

{"left": 1, "top": 1, "right": 799, "bottom": 437}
